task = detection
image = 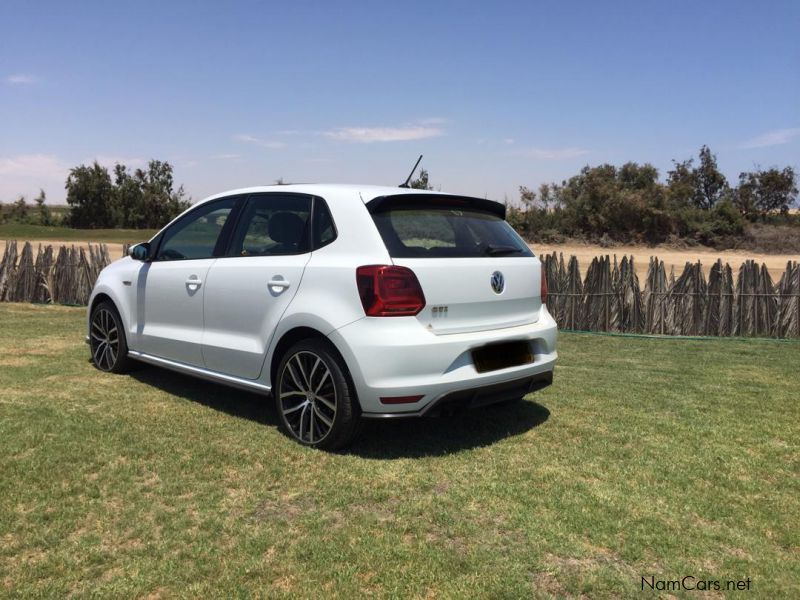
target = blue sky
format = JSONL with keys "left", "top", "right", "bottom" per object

{"left": 1, "top": 0, "right": 798, "bottom": 204}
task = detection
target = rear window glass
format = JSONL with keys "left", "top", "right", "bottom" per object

{"left": 372, "top": 207, "right": 533, "bottom": 258}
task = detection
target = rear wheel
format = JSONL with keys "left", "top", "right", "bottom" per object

{"left": 89, "top": 301, "right": 135, "bottom": 373}
{"left": 275, "top": 339, "right": 360, "bottom": 450}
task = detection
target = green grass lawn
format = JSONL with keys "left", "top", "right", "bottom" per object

{"left": 0, "top": 223, "right": 157, "bottom": 244}
{"left": 1, "top": 304, "right": 798, "bottom": 598}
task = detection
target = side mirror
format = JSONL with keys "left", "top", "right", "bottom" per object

{"left": 129, "top": 242, "right": 151, "bottom": 262}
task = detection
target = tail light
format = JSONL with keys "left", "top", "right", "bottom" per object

{"left": 540, "top": 270, "right": 548, "bottom": 304}
{"left": 356, "top": 265, "right": 426, "bottom": 316}
{"left": 380, "top": 395, "right": 424, "bottom": 405}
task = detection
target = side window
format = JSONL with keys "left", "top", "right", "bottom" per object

{"left": 230, "top": 194, "right": 312, "bottom": 256}
{"left": 312, "top": 197, "right": 337, "bottom": 249}
{"left": 155, "top": 198, "right": 237, "bottom": 261}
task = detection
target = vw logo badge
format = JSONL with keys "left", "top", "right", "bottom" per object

{"left": 491, "top": 271, "right": 504, "bottom": 294}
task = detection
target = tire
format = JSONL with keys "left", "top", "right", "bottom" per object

{"left": 274, "top": 338, "right": 360, "bottom": 450}
{"left": 89, "top": 301, "right": 136, "bottom": 374}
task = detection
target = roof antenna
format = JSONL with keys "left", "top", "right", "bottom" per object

{"left": 398, "top": 154, "right": 423, "bottom": 188}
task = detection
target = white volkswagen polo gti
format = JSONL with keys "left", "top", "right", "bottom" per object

{"left": 87, "top": 184, "right": 558, "bottom": 449}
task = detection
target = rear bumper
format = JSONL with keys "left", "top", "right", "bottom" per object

{"left": 328, "top": 305, "right": 558, "bottom": 416}
{"left": 363, "top": 370, "right": 553, "bottom": 418}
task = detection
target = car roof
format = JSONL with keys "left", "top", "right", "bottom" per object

{"left": 196, "top": 183, "right": 460, "bottom": 206}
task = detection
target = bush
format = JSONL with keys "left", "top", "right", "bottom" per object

{"left": 511, "top": 148, "right": 792, "bottom": 249}
{"left": 673, "top": 201, "right": 745, "bottom": 246}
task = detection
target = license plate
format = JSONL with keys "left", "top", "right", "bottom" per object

{"left": 472, "top": 341, "right": 533, "bottom": 373}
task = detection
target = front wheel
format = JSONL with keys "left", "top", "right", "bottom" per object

{"left": 275, "top": 339, "right": 360, "bottom": 450}
{"left": 89, "top": 301, "right": 136, "bottom": 373}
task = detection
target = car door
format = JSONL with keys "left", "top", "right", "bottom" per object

{"left": 201, "top": 193, "right": 314, "bottom": 379}
{"left": 137, "top": 196, "right": 239, "bottom": 366}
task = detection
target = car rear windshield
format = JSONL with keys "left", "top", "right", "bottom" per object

{"left": 371, "top": 205, "right": 533, "bottom": 259}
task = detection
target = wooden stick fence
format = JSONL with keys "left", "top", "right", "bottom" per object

{"left": 542, "top": 253, "right": 800, "bottom": 338}
{"left": 0, "top": 241, "right": 112, "bottom": 306}
{"left": 1, "top": 240, "right": 798, "bottom": 338}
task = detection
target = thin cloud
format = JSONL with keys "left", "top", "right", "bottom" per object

{"left": 234, "top": 134, "right": 286, "bottom": 149}
{"left": 514, "top": 147, "right": 589, "bottom": 159}
{"left": 738, "top": 128, "right": 800, "bottom": 149}
{"left": 0, "top": 154, "right": 69, "bottom": 201}
{"left": 212, "top": 153, "right": 241, "bottom": 160}
{"left": 0, "top": 153, "right": 68, "bottom": 178}
{"left": 417, "top": 117, "right": 448, "bottom": 125}
{"left": 5, "top": 74, "right": 38, "bottom": 85}
{"left": 324, "top": 125, "right": 443, "bottom": 143}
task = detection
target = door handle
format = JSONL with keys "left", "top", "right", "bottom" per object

{"left": 268, "top": 278, "right": 291, "bottom": 289}
{"left": 185, "top": 277, "right": 202, "bottom": 287}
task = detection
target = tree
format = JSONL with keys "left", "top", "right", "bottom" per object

{"left": 693, "top": 146, "right": 728, "bottom": 210}
{"left": 113, "top": 164, "right": 145, "bottom": 228}
{"left": 666, "top": 159, "right": 696, "bottom": 208}
{"left": 516, "top": 186, "right": 538, "bottom": 239}
{"left": 666, "top": 147, "right": 729, "bottom": 210}
{"left": 9, "top": 196, "right": 30, "bottom": 223}
{"left": 133, "top": 160, "right": 192, "bottom": 228}
{"left": 409, "top": 168, "right": 432, "bottom": 190}
{"left": 515, "top": 184, "right": 565, "bottom": 240}
{"left": 65, "top": 159, "right": 191, "bottom": 229}
{"left": 34, "top": 189, "right": 52, "bottom": 225}
{"left": 519, "top": 185, "right": 536, "bottom": 208}
{"left": 537, "top": 183, "right": 558, "bottom": 211}
{"left": 735, "top": 167, "right": 798, "bottom": 218}
{"left": 66, "top": 162, "right": 115, "bottom": 228}
{"left": 519, "top": 183, "right": 558, "bottom": 211}
{"left": 558, "top": 164, "right": 619, "bottom": 235}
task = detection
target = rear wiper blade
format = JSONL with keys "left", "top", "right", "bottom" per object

{"left": 483, "top": 244, "right": 523, "bottom": 256}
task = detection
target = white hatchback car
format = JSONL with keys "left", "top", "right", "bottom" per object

{"left": 87, "top": 184, "right": 557, "bottom": 448}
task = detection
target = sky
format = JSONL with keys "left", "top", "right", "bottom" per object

{"left": 1, "top": 0, "right": 798, "bottom": 205}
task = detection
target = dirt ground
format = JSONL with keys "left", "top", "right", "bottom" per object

{"left": 1, "top": 239, "right": 796, "bottom": 281}
{"left": 531, "top": 242, "right": 797, "bottom": 280}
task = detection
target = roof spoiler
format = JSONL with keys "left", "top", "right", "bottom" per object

{"left": 366, "top": 194, "right": 506, "bottom": 220}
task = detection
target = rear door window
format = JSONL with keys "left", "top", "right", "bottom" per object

{"left": 229, "top": 193, "right": 312, "bottom": 256}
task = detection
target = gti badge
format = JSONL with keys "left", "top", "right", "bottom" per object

{"left": 491, "top": 271, "right": 504, "bottom": 294}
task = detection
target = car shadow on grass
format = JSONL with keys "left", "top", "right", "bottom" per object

{"left": 128, "top": 366, "right": 550, "bottom": 458}
{"left": 128, "top": 367, "right": 279, "bottom": 427}
{"left": 347, "top": 400, "right": 551, "bottom": 459}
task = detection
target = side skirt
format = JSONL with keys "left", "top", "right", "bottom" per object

{"left": 127, "top": 350, "right": 271, "bottom": 395}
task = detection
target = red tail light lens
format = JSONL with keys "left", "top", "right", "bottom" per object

{"left": 356, "top": 265, "right": 426, "bottom": 316}
{"left": 540, "top": 270, "right": 548, "bottom": 304}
